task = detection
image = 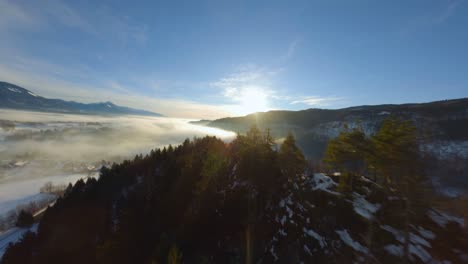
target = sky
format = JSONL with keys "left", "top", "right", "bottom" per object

{"left": 0, "top": 0, "right": 467, "bottom": 119}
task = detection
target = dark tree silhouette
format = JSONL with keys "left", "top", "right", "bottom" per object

{"left": 15, "top": 210, "right": 34, "bottom": 228}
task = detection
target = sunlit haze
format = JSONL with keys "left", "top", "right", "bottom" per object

{"left": 1, "top": 1, "right": 467, "bottom": 118}
{"left": 0, "top": 1, "right": 467, "bottom": 263}
{"left": 226, "top": 88, "right": 271, "bottom": 115}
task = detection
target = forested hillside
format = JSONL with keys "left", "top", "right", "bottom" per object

{"left": 208, "top": 99, "right": 468, "bottom": 140}
{"left": 1, "top": 118, "right": 467, "bottom": 264}
{"left": 208, "top": 99, "right": 468, "bottom": 194}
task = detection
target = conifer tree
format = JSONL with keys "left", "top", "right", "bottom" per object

{"left": 16, "top": 210, "right": 34, "bottom": 228}
{"left": 324, "top": 125, "right": 369, "bottom": 192}
{"left": 371, "top": 117, "right": 428, "bottom": 261}
{"left": 279, "top": 132, "right": 307, "bottom": 180}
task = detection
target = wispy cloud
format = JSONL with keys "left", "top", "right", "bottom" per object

{"left": 400, "top": 0, "right": 463, "bottom": 36}
{"left": 0, "top": 51, "right": 92, "bottom": 80}
{"left": 0, "top": 0, "right": 39, "bottom": 31}
{"left": 0, "top": 57, "right": 230, "bottom": 119}
{"left": 93, "top": 5, "right": 148, "bottom": 45}
{"left": 44, "top": 0, "right": 96, "bottom": 34}
{"left": 0, "top": 2, "right": 181, "bottom": 116}
{"left": 290, "top": 96, "right": 343, "bottom": 107}
{"left": 106, "top": 81, "right": 133, "bottom": 95}
{"left": 210, "top": 65, "right": 278, "bottom": 102}
{"left": 0, "top": 0, "right": 148, "bottom": 45}
{"left": 433, "top": 0, "right": 462, "bottom": 24}
{"left": 215, "top": 38, "right": 302, "bottom": 99}
{"left": 211, "top": 63, "right": 345, "bottom": 112}
{"left": 208, "top": 65, "right": 284, "bottom": 115}
{"left": 0, "top": 0, "right": 91, "bottom": 33}
{"left": 280, "top": 38, "right": 301, "bottom": 62}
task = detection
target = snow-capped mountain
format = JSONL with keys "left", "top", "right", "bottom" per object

{"left": 0, "top": 82, "right": 163, "bottom": 117}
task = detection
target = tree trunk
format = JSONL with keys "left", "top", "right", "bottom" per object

{"left": 403, "top": 178, "right": 411, "bottom": 263}
{"left": 246, "top": 224, "right": 253, "bottom": 264}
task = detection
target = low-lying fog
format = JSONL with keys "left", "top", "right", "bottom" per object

{"left": 0, "top": 109, "right": 235, "bottom": 221}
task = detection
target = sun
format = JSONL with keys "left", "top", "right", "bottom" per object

{"left": 227, "top": 88, "right": 270, "bottom": 116}
{"left": 223, "top": 87, "right": 271, "bottom": 116}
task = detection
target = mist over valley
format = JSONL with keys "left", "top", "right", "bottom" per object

{"left": 0, "top": 109, "right": 234, "bottom": 229}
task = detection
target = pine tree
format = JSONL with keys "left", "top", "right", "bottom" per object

{"left": 16, "top": 210, "right": 34, "bottom": 228}
{"left": 230, "top": 126, "right": 284, "bottom": 264}
{"left": 370, "top": 118, "right": 419, "bottom": 185}
{"left": 323, "top": 126, "right": 369, "bottom": 192}
{"left": 371, "top": 117, "right": 429, "bottom": 261}
{"left": 278, "top": 132, "right": 307, "bottom": 180}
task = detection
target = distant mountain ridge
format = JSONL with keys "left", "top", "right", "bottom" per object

{"left": 0, "top": 81, "right": 163, "bottom": 117}
{"left": 208, "top": 98, "right": 468, "bottom": 145}
{"left": 207, "top": 98, "right": 468, "bottom": 195}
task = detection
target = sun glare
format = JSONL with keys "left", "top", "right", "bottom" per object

{"left": 228, "top": 88, "right": 270, "bottom": 116}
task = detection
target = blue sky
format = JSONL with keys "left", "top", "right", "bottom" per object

{"left": 0, "top": 0, "right": 467, "bottom": 118}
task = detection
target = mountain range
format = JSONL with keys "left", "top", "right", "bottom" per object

{"left": 0, "top": 82, "right": 163, "bottom": 117}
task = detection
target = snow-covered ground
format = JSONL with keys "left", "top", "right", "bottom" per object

{"left": 0, "top": 193, "right": 56, "bottom": 216}
{"left": 423, "top": 140, "right": 468, "bottom": 159}
{"left": 0, "top": 173, "right": 95, "bottom": 216}
{"left": 0, "top": 223, "right": 38, "bottom": 259}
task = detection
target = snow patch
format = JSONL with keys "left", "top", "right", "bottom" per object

{"left": 303, "top": 228, "right": 326, "bottom": 248}
{"left": 409, "top": 244, "right": 432, "bottom": 262}
{"left": 423, "top": 141, "right": 468, "bottom": 159}
{"left": 411, "top": 233, "right": 431, "bottom": 248}
{"left": 279, "top": 199, "right": 285, "bottom": 208}
{"left": 279, "top": 229, "right": 287, "bottom": 236}
{"left": 13, "top": 160, "right": 28, "bottom": 167}
{"left": 381, "top": 225, "right": 403, "bottom": 242}
{"left": 352, "top": 192, "right": 380, "bottom": 220}
{"left": 7, "top": 87, "right": 22, "bottom": 93}
{"left": 336, "top": 229, "right": 368, "bottom": 254}
{"left": 297, "top": 203, "right": 305, "bottom": 212}
{"left": 381, "top": 225, "right": 434, "bottom": 261}
{"left": 381, "top": 225, "right": 431, "bottom": 248}
{"left": 280, "top": 215, "right": 287, "bottom": 226}
{"left": 384, "top": 244, "right": 403, "bottom": 257}
{"left": 428, "top": 209, "right": 464, "bottom": 228}
{"left": 378, "top": 111, "right": 391, "bottom": 115}
{"left": 303, "top": 245, "right": 312, "bottom": 256}
{"left": 310, "top": 173, "right": 340, "bottom": 195}
{"left": 286, "top": 206, "right": 293, "bottom": 218}
{"left": 416, "top": 226, "right": 435, "bottom": 240}
{"left": 270, "top": 245, "right": 278, "bottom": 261}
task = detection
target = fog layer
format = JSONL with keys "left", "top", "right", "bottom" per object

{"left": 0, "top": 109, "right": 235, "bottom": 217}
